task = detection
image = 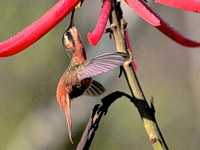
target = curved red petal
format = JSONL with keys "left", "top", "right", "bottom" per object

{"left": 87, "top": 0, "right": 112, "bottom": 46}
{"left": 153, "top": 0, "right": 200, "bottom": 13}
{"left": 155, "top": 14, "right": 200, "bottom": 47}
{"left": 125, "top": 0, "right": 200, "bottom": 46}
{"left": 124, "top": 0, "right": 160, "bottom": 26}
{"left": 87, "top": 33, "right": 99, "bottom": 46}
{"left": 0, "top": 0, "right": 81, "bottom": 57}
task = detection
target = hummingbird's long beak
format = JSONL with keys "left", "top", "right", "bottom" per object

{"left": 68, "top": 9, "right": 75, "bottom": 29}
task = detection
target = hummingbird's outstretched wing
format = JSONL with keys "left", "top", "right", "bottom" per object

{"left": 78, "top": 52, "right": 128, "bottom": 81}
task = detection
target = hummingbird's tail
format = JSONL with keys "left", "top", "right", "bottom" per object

{"left": 64, "top": 105, "right": 74, "bottom": 144}
{"left": 56, "top": 84, "right": 74, "bottom": 143}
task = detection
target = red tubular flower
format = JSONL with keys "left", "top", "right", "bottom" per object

{"left": 1, "top": 0, "right": 200, "bottom": 58}
{"left": 156, "top": 17, "right": 200, "bottom": 47}
{"left": 125, "top": 0, "right": 200, "bottom": 47}
{"left": 87, "top": 0, "right": 112, "bottom": 46}
{"left": 153, "top": 0, "right": 200, "bottom": 13}
{"left": 124, "top": 0, "right": 161, "bottom": 26}
{"left": 0, "top": 0, "right": 81, "bottom": 57}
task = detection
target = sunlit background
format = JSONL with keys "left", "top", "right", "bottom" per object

{"left": 0, "top": 0, "right": 200, "bottom": 150}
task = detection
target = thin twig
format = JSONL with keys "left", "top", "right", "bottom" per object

{"left": 76, "top": 91, "right": 127, "bottom": 150}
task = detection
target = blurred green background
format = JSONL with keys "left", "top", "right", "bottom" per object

{"left": 1, "top": 0, "right": 200, "bottom": 150}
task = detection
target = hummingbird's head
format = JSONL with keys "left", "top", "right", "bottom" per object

{"left": 62, "top": 9, "right": 84, "bottom": 59}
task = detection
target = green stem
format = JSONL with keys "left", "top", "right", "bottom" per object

{"left": 109, "top": 1, "right": 169, "bottom": 150}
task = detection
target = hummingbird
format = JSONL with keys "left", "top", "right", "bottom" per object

{"left": 56, "top": 10, "right": 128, "bottom": 143}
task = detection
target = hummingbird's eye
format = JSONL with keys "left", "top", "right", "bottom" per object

{"left": 65, "top": 31, "right": 71, "bottom": 36}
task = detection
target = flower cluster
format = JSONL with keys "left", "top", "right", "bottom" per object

{"left": 0, "top": 0, "right": 199, "bottom": 57}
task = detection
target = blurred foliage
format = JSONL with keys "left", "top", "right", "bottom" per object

{"left": 0, "top": 0, "right": 200, "bottom": 150}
